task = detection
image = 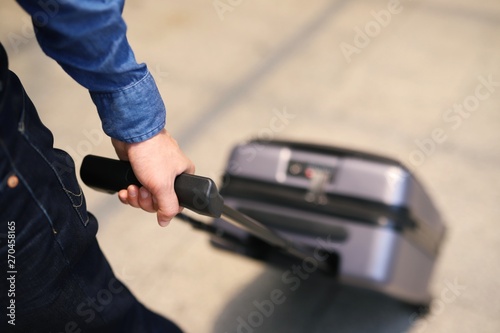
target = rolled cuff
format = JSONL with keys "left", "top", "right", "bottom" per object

{"left": 90, "top": 71, "right": 166, "bottom": 143}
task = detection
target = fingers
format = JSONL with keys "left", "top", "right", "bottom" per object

{"left": 186, "top": 158, "right": 195, "bottom": 175}
{"left": 114, "top": 129, "right": 195, "bottom": 227}
{"left": 155, "top": 187, "right": 183, "bottom": 227}
{"left": 118, "top": 185, "right": 157, "bottom": 213}
{"left": 118, "top": 183, "right": 185, "bottom": 226}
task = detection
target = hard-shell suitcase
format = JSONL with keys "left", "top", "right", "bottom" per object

{"left": 81, "top": 139, "right": 446, "bottom": 306}
{"left": 210, "top": 139, "right": 446, "bottom": 305}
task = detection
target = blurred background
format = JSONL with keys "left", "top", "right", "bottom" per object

{"left": 1, "top": 0, "right": 499, "bottom": 332}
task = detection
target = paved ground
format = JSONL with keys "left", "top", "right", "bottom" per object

{"left": 2, "top": 0, "right": 500, "bottom": 332}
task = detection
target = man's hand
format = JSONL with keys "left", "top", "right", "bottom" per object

{"left": 111, "top": 129, "right": 195, "bottom": 227}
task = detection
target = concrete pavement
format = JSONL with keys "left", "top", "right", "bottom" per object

{"left": 2, "top": 0, "right": 500, "bottom": 332}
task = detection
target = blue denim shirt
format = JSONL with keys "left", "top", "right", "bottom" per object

{"left": 16, "top": 0, "right": 166, "bottom": 143}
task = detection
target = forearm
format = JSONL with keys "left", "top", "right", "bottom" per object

{"left": 15, "top": 0, "right": 166, "bottom": 143}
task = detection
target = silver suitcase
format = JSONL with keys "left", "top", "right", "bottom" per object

{"left": 211, "top": 140, "right": 446, "bottom": 305}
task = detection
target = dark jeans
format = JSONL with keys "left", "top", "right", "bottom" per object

{"left": 0, "top": 44, "right": 183, "bottom": 333}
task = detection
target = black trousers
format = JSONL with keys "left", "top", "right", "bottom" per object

{"left": 0, "top": 43, "right": 183, "bottom": 333}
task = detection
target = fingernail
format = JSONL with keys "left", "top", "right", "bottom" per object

{"left": 140, "top": 187, "right": 149, "bottom": 199}
{"left": 129, "top": 187, "right": 137, "bottom": 197}
{"left": 159, "top": 219, "right": 171, "bottom": 227}
{"left": 118, "top": 191, "right": 128, "bottom": 203}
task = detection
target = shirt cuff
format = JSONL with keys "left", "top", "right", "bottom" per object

{"left": 90, "top": 71, "right": 166, "bottom": 143}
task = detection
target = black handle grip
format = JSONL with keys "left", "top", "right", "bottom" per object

{"left": 80, "top": 155, "right": 224, "bottom": 218}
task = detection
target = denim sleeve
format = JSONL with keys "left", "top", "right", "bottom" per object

{"left": 15, "top": 0, "right": 166, "bottom": 143}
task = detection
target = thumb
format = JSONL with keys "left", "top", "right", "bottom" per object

{"left": 155, "top": 187, "right": 182, "bottom": 227}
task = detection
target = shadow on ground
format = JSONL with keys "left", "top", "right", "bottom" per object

{"left": 211, "top": 254, "right": 421, "bottom": 333}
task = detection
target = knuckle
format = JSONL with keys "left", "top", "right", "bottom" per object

{"left": 163, "top": 205, "right": 179, "bottom": 218}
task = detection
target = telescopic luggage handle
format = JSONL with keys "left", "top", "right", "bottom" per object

{"left": 80, "top": 155, "right": 224, "bottom": 218}
{"left": 80, "top": 154, "right": 336, "bottom": 272}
